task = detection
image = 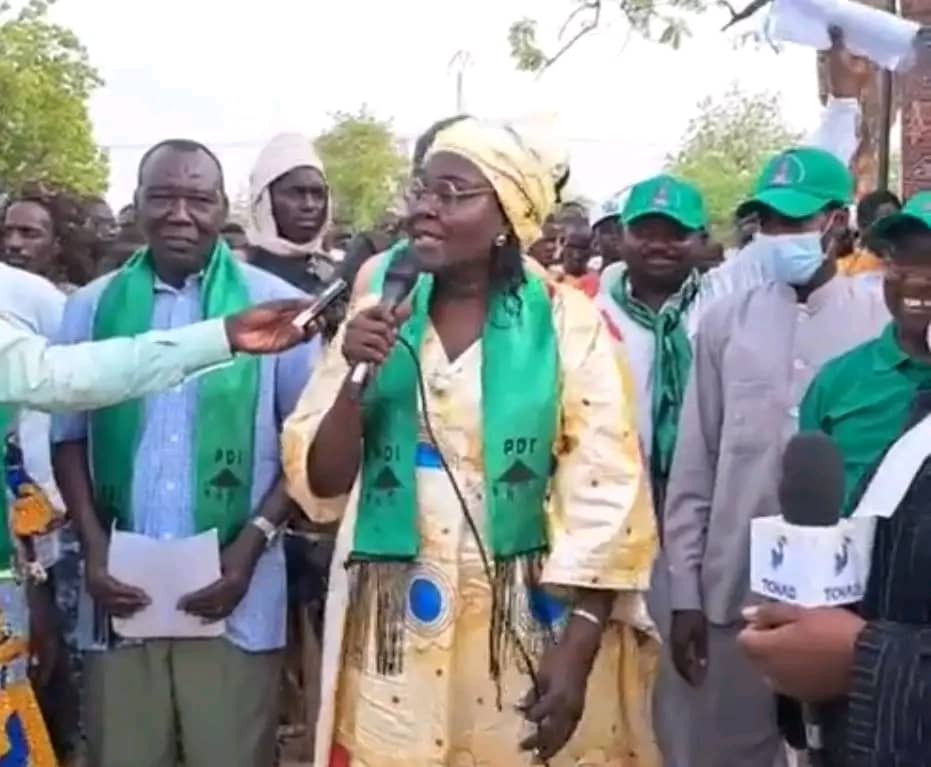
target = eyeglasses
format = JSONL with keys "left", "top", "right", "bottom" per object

{"left": 405, "top": 177, "right": 494, "bottom": 211}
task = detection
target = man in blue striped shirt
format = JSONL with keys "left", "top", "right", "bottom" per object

{"left": 52, "top": 139, "right": 319, "bottom": 767}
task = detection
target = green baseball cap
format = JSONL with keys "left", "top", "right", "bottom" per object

{"left": 736, "top": 147, "right": 854, "bottom": 220}
{"left": 870, "top": 191, "right": 931, "bottom": 240}
{"left": 621, "top": 174, "right": 708, "bottom": 231}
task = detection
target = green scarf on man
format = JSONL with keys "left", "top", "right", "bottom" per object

{"left": 611, "top": 269, "right": 699, "bottom": 488}
{"left": 90, "top": 241, "right": 258, "bottom": 545}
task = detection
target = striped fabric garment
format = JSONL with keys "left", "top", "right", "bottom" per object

{"left": 823, "top": 391, "right": 931, "bottom": 765}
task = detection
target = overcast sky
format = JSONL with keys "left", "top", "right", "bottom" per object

{"left": 49, "top": 0, "right": 824, "bottom": 207}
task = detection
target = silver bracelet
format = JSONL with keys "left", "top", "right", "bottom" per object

{"left": 571, "top": 607, "right": 603, "bottom": 628}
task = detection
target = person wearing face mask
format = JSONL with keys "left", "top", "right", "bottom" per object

{"left": 661, "top": 145, "right": 889, "bottom": 767}
{"left": 739, "top": 191, "right": 931, "bottom": 766}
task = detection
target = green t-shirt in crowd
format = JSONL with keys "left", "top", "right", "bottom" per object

{"left": 799, "top": 322, "right": 931, "bottom": 516}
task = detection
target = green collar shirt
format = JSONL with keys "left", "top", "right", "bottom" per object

{"left": 799, "top": 322, "right": 931, "bottom": 515}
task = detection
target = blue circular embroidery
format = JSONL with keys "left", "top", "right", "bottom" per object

{"left": 409, "top": 577, "right": 443, "bottom": 625}
{"left": 529, "top": 588, "right": 566, "bottom": 627}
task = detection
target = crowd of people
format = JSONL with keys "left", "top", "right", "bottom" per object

{"left": 2, "top": 25, "right": 930, "bottom": 767}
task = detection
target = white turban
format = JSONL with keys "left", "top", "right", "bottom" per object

{"left": 247, "top": 133, "right": 331, "bottom": 257}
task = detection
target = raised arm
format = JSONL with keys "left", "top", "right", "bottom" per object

{"left": 806, "top": 28, "right": 871, "bottom": 168}
{"left": 693, "top": 30, "right": 866, "bottom": 310}
{"left": 282, "top": 255, "right": 385, "bottom": 521}
{"left": 1, "top": 300, "right": 313, "bottom": 412}
{"left": 1, "top": 315, "right": 230, "bottom": 411}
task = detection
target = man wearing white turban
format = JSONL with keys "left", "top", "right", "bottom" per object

{"left": 247, "top": 133, "right": 343, "bottom": 762}
{"left": 246, "top": 133, "right": 337, "bottom": 295}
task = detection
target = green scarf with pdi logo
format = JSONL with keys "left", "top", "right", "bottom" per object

{"left": 611, "top": 269, "right": 699, "bottom": 489}
{"left": 90, "top": 241, "right": 258, "bottom": 546}
{"left": 350, "top": 247, "right": 560, "bottom": 675}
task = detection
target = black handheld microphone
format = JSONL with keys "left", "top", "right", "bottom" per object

{"left": 779, "top": 432, "right": 845, "bottom": 528}
{"left": 777, "top": 432, "right": 846, "bottom": 767}
{"left": 348, "top": 247, "right": 421, "bottom": 397}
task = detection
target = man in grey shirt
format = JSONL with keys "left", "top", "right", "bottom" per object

{"left": 663, "top": 147, "right": 888, "bottom": 766}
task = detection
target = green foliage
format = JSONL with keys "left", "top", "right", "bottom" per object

{"left": 509, "top": 0, "right": 708, "bottom": 72}
{"left": 509, "top": 19, "right": 547, "bottom": 72}
{"left": 667, "top": 87, "right": 800, "bottom": 237}
{"left": 314, "top": 108, "right": 408, "bottom": 231}
{"left": 0, "top": 0, "right": 108, "bottom": 195}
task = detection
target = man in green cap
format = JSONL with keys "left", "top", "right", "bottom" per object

{"left": 740, "top": 191, "right": 931, "bottom": 764}
{"left": 596, "top": 174, "right": 712, "bottom": 766}
{"left": 598, "top": 171, "right": 800, "bottom": 767}
{"left": 661, "top": 145, "right": 889, "bottom": 767}
{"left": 597, "top": 174, "right": 707, "bottom": 507}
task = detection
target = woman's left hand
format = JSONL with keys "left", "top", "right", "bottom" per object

{"left": 519, "top": 630, "right": 599, "bottom": 761}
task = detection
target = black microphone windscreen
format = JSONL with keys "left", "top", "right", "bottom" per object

{"left": 779, "top": 432, "right": 845, "bottom": 527}
{"left": 381, "top": 246, "right": 421, "bottom": 307}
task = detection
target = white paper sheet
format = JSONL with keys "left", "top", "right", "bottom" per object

{"left": 108, "top": 528, "right": 225, "bottom": 639}
{"left": 768, "top": 0, "right": 920, "bottom": 71}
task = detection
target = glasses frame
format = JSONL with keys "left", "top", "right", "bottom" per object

{"left": 406, "top": 177, "right": 495, "bottom": 211}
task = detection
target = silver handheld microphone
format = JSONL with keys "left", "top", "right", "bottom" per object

{"left": 290, "top": 277, "right": 349, "bottom": 331}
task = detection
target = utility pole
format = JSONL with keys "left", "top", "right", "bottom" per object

{"left": 877, "top": 0, "right": 897, "bottom": 190}
{"left": 902, "top": 14, "right": 931, "bottom": 196}
{"left": 449, "top": 50, "right": 473, "bottom": 113}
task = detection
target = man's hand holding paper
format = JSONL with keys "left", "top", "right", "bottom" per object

{"left": 107, "top": 529, "right": 225, "bottom": 639}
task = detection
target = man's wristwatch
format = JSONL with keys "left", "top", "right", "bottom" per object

{"left": 249, "top": 517, "right": 281, "bottom": 547}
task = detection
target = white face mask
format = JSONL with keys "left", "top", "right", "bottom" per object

{"left": 754, "top": 231, "right": 826, "bottom": 286}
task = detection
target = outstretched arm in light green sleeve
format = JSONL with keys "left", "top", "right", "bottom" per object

{"left": 0, "top": 315, "right": 231, "bottom": 412}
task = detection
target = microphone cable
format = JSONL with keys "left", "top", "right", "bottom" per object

{"left": 396, "top": 335, "right": 554, "bottom": 765}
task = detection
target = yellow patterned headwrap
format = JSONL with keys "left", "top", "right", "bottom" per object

{"left": 427, "top": 118, "right": 557, "bottom": 250}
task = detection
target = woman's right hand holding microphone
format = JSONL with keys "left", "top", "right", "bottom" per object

{"left": 340, "top": 302, "right": 412, "bottom": 400}
{"left": 341, "top": 304, "right": 402, "bottom": 368}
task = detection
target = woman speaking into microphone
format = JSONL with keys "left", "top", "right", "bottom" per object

{"left": 282, "top": 118, "right": 657, "bottom": 767}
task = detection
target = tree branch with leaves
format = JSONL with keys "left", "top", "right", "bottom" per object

{"left": 0, "top": 0, "right": 108, "bottom": 195}
{"left": 508, "top": 0, "right": 773, "bottom": 72}
{"left": 314, "top": 108, "right": 408, "bottom": 232}
{"left": 667, "top": 87, "right": 799, "bottom": 237}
